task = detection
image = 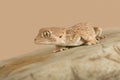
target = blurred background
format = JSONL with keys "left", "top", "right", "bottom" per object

{"left": 0, "top": 0, "right": 120, "bottom": 60}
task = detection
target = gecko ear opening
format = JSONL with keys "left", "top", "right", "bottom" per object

{"left": 59, "top": 35, "right": 62, "bottom": 38}
{"left": 41, "top": 31, "right": 51, "bottom": 38}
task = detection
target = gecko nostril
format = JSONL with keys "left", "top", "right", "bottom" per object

{"left": 34, "top": 38, "right": 37, "bottom": 41}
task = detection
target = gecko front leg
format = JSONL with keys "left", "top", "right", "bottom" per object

{"left": 53, "top": 45, "right": 69, "bottom": 53}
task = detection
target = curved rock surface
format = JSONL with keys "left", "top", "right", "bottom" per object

{"left": 0, "top": 28, "right": 120, "bottom": 80}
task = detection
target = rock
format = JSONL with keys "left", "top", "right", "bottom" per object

{"left": 0, "top": 28, "right": 120, "bottom": 80}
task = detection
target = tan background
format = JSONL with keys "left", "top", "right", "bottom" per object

{"left": 0, "top": 0, "right": 120, "bottom": 61}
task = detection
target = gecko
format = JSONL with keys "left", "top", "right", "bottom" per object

{"left": 34, "top": 23, "right": 105, "bottom": 52}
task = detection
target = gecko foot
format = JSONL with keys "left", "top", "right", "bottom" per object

{"left": 53, "top": 48, "right": 68, "bottom": 53}
{"left": 96, "top": 35, "right": 105, "bottom": 40}
{"left": 86, "top": 40, "right": 99, "bottom": 45}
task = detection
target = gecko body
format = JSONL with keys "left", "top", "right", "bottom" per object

{"left": 34, "top": 23, "right": 104, "bottom": 52}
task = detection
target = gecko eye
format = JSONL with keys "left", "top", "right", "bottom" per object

{"left": 41, "top": 31, "right": 51, "bottom": 38}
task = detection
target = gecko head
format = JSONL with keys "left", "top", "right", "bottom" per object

{"left": 34, "top": 27, "right": 66, "bottom": 45}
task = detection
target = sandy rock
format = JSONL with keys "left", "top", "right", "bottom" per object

{"left": 0, "top": 28, "right": 120, "bottom": 80}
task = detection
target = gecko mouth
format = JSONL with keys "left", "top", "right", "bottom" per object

{"left": 34, "top": 40, "right": 66, "bottom": 45}
{"left": 34, "top": 40, "right": 53, "bottom": 45}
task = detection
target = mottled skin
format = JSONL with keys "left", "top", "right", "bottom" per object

{"left": 34, "top": 23, "right": 104, "bottom": 52}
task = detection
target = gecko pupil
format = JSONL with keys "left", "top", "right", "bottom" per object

{"left": 42, "top": 31, "right": 51, "bottom": 38}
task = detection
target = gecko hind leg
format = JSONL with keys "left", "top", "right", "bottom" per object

{"left": 94, "top": 27, "right": 105, "bottom": 40}
{"left": 81, "top": 36, "right": 99, "bottom": 45}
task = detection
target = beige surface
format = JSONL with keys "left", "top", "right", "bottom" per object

{"left": 0, "top": 0, "right": 120, "bottom": 60}
{"left": 0, "top": 29, "right": 120, "bottom": 80}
